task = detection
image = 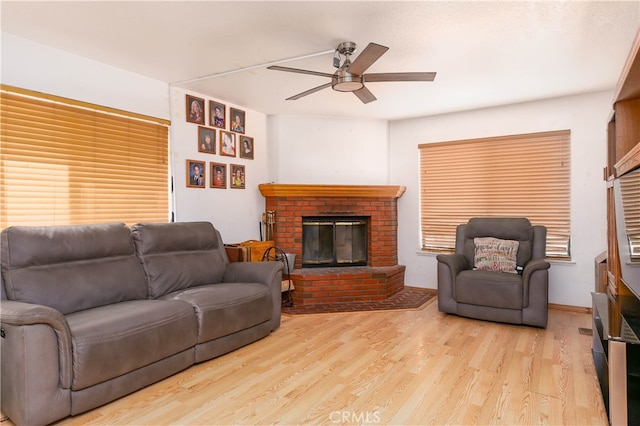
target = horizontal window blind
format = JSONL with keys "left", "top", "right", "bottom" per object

{"left": 1, "top": 85, "right": 170, "bottom": 228}
{"left": 619, "top": 169, "right": 640, "bottom": 259}
{"left": 419, "top": 130, "right": 571, "bottom": 258}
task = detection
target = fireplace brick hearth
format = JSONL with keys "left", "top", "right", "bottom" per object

{"left": 288, "top": 265, "right": 406, "bottom": 305}
{"left": 259, "top": 184, "right": 406, "bottom": 305}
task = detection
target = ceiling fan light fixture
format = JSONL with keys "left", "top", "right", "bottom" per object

{"left": 332, "top": 72, "right": 364, "bottom": 92}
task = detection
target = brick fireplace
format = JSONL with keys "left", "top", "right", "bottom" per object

{"left": 258, "top": 184, "right": 406, "bottom": 305}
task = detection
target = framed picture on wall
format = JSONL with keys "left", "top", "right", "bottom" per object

{"left": 198, "top": 127, "right": 215, "bottom": 154}
{"left": 209, "top": 101, "right": 226, "bottom": 129}
{"left": 230, "top": 164, "right": 245, "bottom": 189}
{"left": 186, "top": 159, "right": 206, "bottom": 188}
{"left": 239, "top": 136, "right": 254, "bottom": 159}
{"left": 186, "top": 94, "right": 205, "bottom": 124}
{"left": 230, "top": 108, "right": 245, "bottom": 134}
{"left": 220, "top": 130, "right": 236, "bottom": 157}
{"left": 210, "top": 162, "right": 227, "bottom": 189}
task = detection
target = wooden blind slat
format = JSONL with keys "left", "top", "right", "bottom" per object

{"left": 619, "top": 169, "right": 640, "bottom": 258}
{"left": 1, "top": 86, "right": 170, "bottom": 228}
{"left": 419, "top": 130, "right": 571, "bottom": 258}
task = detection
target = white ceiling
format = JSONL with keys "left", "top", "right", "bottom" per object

{"left": 2, "top": 1, "right": 639, "bottom": 120}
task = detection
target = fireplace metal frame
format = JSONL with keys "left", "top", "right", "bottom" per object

{"left": 302, "top": 216, "right": 368, "bottom": 267}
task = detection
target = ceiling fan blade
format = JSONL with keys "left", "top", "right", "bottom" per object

{"left": 364, "top": 72, "right": 437, "bottom": 82}
{"left": 348, "top": 43, "right": 389, "bottom": 76}
{"left": 353, "top": 86, "right": 377, "bottom": 104}
{"left": 286, "top": 82, "right": 333, "bottom": 100}
{"left": 267, "top": 65, "right": 334, "bottom": 79}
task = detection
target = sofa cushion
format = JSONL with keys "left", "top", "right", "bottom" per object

{"left": 65, "top": 299, "right": 197, "bottom": 390}
{"left": 455, "top": 269, "right": 524, "bottom": 309}
{"left": 0, "top": 223, "right": 148, "bottom": 315}
{"left": 131, "top": 222, "right": 228, "bottom": 298}
{"left": 473, "top": 237, "right": 519, "bottom": 273}
{"left": 164, "top": 283, "right": 272, "bottom": 343}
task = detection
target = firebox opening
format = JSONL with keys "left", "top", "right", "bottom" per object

{"left": 302, "top": 216, "right": 369, "bottom": 267}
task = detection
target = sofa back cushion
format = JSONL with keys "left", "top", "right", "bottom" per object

{"left": 131, "top": 221, "right": 228, "bottom": 298}
{"left": 0, "top": 223, "right": 148, "bottom": 314}
{"left": 462, "top": 217, "right": 534, "bottom": 267}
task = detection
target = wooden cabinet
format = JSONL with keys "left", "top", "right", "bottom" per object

{"left": 606, "top": 26, "right": 640, "bottom": 297}
{"left": 596, "top": 27, "right": 640, "bottom": 426}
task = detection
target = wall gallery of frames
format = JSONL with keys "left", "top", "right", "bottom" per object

{"left": 185, "top": 94, "right": 254, "bottom": 190}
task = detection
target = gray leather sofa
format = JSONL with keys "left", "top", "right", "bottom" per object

{"left": 436, "top": 217, "right": 550, "bottom": 328}
{"left": 0, "top": 221, "right": 283, "bottom": 426}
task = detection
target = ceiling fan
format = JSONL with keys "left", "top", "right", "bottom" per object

{"left": 267, "top": 41, "right": 436, "bottom": 104}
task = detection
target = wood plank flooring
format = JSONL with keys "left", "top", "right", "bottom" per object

{"left": 8, "top": 299, "right": 609, "bottom": 425}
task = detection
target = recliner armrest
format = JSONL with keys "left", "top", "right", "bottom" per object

{"left": 436, "top": 253, "right": 469, "bottom": 275}
{"left": 521, "top": 258, "right": 550, "bottom": 309}
{"left": 0, "top": 300, "right": 73, "bottom": 388}
{"left": 436, "top": 253, "right": 469, "bottom": 313}
{"left": 522, "top": 258, "right": 550, "bottom": 279}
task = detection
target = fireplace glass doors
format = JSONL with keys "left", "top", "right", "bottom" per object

{"left": 302, "top": 217, "right": 368, "bottom": 267}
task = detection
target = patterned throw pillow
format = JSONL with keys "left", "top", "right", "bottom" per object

{"left": 473, "top": 237, "right": 520, "bottom": 273}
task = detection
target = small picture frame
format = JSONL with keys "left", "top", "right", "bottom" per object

{"left": 186, "top": 95, "right": 205, "bottom": 124}
{"left": 230, "top": 108, "right": 246, "bottom": 134}
{"left": 198, "top": 127, "right": 216, "bottom": 154}
{"left": 220, "top": 130, "right": 236, "bottom": 157}
{"left": 209, "top": 101, "right": 226, "bottom": 129}
{"left": 230, "top": 164, "right": 245, "bottom": 189}
{"left": 210, "top": 162, "right": 227, "bottom": 189}
{"left": 239, "top": 136, "right": 254, "bottom": 159}
{"left": 186, "top": 159, "right": 206, "bottom": 188}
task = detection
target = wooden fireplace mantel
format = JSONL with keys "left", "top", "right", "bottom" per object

{"left": 258, "top": 184, "right": 406, "bottom": 199}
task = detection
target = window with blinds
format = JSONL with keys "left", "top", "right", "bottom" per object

{"left": 419, "top": 130, "right": 571, "bottom": 258}
{"left": 1, "top": 85, "right": 170, "bottom": 228}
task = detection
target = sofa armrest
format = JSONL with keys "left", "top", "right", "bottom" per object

{"left": 1, "top": 300, "right": 73, "bottom": 388}
{"left": 223, "top": 260, "right": 283, "bottom": 284}
{"left": 223, "top": 261, "right": 284, "bottom": 330}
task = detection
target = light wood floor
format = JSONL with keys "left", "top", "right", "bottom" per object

{"left": 12, "top": 299, "right": 609, "bottom": 425}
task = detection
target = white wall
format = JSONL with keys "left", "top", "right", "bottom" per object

{"left": 1, "top": 33, "right": 169, "bottom": 120}
{"left": 267, "top": 115, "right": 389, "bottom": 184}
{"left": 389, "top": 92, "right": 612, "bottom": 307}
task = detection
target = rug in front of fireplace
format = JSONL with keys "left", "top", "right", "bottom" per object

{"left": 281, "top": 286, "right": 436, "bottom": 315}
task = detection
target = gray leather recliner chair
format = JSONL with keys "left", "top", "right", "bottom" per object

{"left": 436, "top": 217, "right": 550, "bottom": 328}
